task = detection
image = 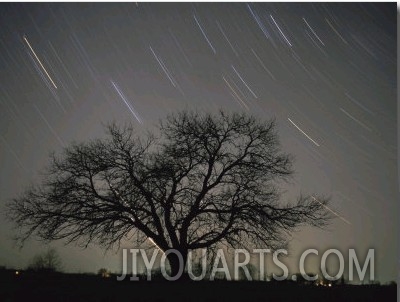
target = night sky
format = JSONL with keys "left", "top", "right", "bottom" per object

{"left": 0, "top": 3, "right": 397, "bottom": 282}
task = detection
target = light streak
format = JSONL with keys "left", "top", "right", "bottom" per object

{"left": 27, "top": 50, "right": 65, "bottom": 113}
{"left": 149, "top": 46, "right": 185, "bottom": 96}
{"left": 215, "top": 20, "right": 238, "bottom": 56}
{"left": 149, "top": 46, "right": 176, "bottom": 87}
{"left": 339, "top": 108, "right": 371, "bottom": 132}
{"left": 312, "top": 196, "right": 351, "bottom": 225}
{"left": 246, "top": 4, "right": 270, "bottom": 39}
{"left": 222, "top": 76, "right": 249, "bottom": 110}
{"left": 231, "top": 65, "right": 258, "bottom": 98}
{"left": 111, "top": 80, "right": 143, "bottom": 124}
{"left": 304, "top": 30, "right": 328, "bottom": 57}
{"left": 0, "top": 135, "right": 27, "bottom": 172}
{"left": 33, "top": 105, "right": 65, "bottom": 146}
{"left": 23, "top": 35, "right": 57, "bottom": 89}
{"left": 270, "top": 15, "right": 292, "bottom": 47}
{"left": 325, "top": 19, "right": 348, "bottom": 45}
{"left": 148, "top": 237, "right": 164, "bottom": 254}
{"left": 250, "top": 48, "right": 276, "bottom": 80}
{"left": 344, "top": 92, "right": 374, "bottom": 116}
{"left": 288, "top": 118, "right": 320, "bottom": 147}
{"left": 48, "top": 41, "right": 79, "bottom": 89}
{"left": 169, "top": 29, "right": 192, "bottom": 66}
{"left": 193, "top": 14, "right": 216, "bottom": 54}
{"left": 303, "top": 18, "right": 325, "bottom": 46}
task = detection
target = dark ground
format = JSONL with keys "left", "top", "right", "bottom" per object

{"left": 0, "top": 269, "right": 396, "bottom": 302}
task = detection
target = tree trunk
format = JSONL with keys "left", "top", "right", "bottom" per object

{"left": 167, "top": 249, "right": 188, "bottom": 281}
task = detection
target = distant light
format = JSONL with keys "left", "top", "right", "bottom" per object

{"left": 328, "top": 283, "right": 332, "bottom": 287}
{"left": 15, "top": 270, "right": 19, "bottom": 275}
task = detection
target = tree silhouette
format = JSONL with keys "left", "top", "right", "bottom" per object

{"left": 27, "top": 248, "right": 62, "bottom": 273}
{"left": 7, "top": 110, "right": 330, "bottom": 278}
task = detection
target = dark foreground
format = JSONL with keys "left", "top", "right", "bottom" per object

{"left": 0, "top": 270, "right": 396, "bottom": 302}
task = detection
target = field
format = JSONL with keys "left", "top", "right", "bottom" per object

{"left": 0, "top": 269, "right": 396, "bottom": 302}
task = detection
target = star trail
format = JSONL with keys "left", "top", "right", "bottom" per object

{"left": 0, "top": 3, "right": 396, "bottom": 282}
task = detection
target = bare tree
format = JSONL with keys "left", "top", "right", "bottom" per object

{"left": 27, "top": 248, "right": 62, "bottom": 272}
{"left": 7, "top": 111, "right": 330, "bottom": 278}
